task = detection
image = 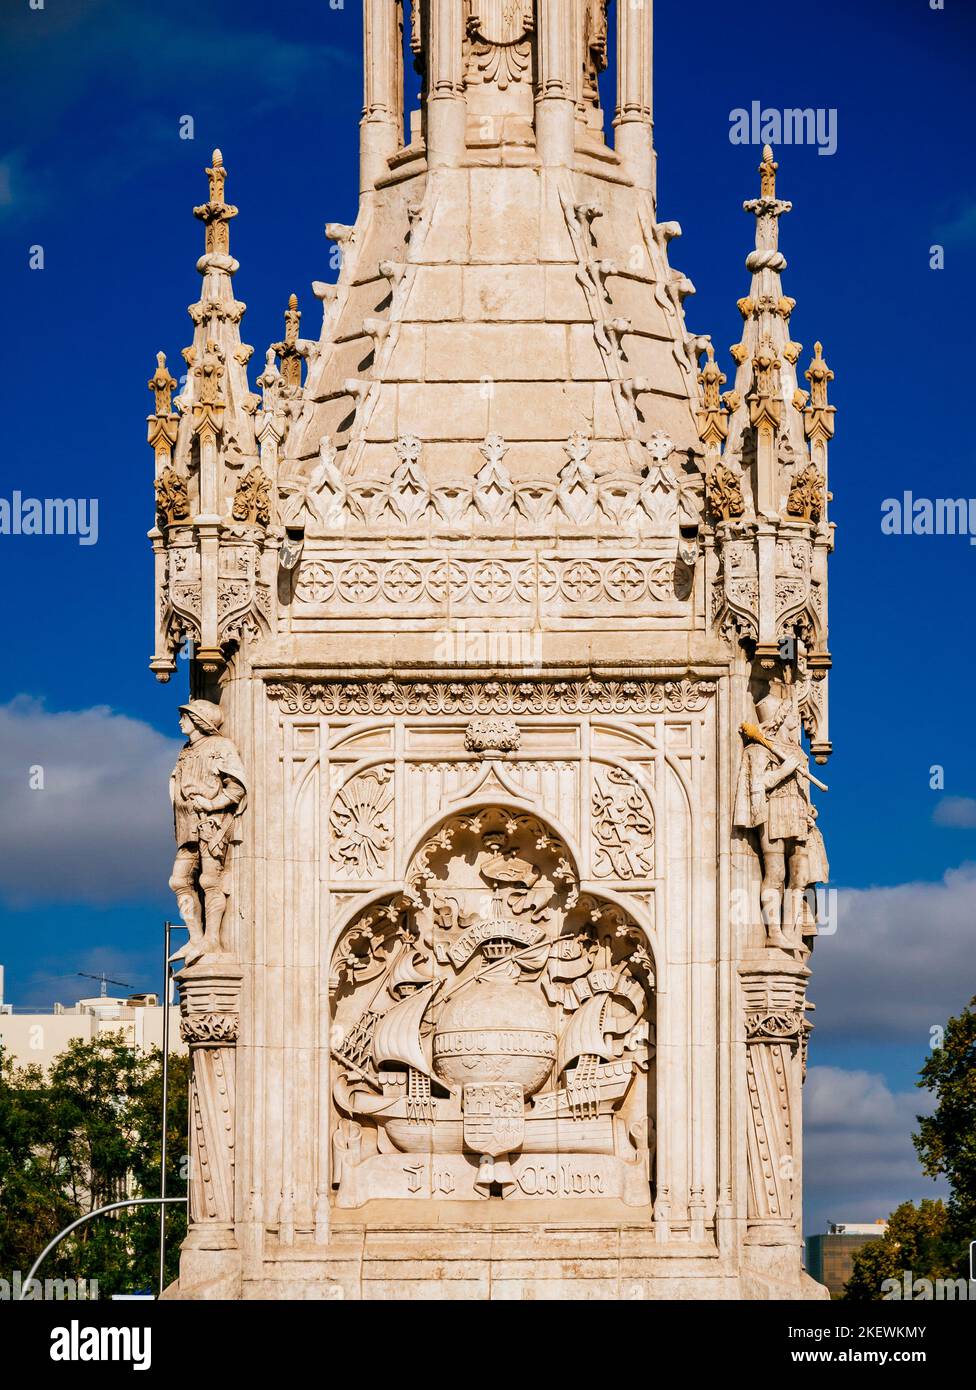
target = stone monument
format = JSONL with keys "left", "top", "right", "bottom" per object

{"left": 149, "top": 0, "right": 835, "bottom": 1299}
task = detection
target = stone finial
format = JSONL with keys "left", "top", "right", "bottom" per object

{"left": 802, "top": 342, "right": 836, "bottom": 444}
{"left": 148, "top": 351, "right": 177, "bottom": 416}
{"left": 207, "top": 148, "right": 227, "bottom": 202}
{"left": 759, "top": 144, "right": 777, "bottom": 198}
{"left": 698, "top": 344, "right": 727, "bottom": 412}
{"left": 804, "top": 341, "right": 834, "bottom": 409}
{"left": 748, "top": 340, "right": 784, "bottom": 432}
{"left": 273, "top": 293, "right": 304, "bottom": 389}
{"left": 191, "top": 338, "right": 226, "bottom": 437}
{"left": 194, "top": 148, "right": 239, "bottom": 257}
{"left": 697, "top": 345, "right": 731, "bottom": 451}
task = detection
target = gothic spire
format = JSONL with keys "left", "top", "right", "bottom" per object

{"left": 719, "top": 146, "right": 814, "bottom": 516}
{"left": 175, "top": 150, "right": 258, "bottom": 483}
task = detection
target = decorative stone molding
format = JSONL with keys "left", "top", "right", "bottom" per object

{"left": 291, "top": 553, "right": 694, "bottom": 614}
{"left": 267, "top": 677, "right": 716, "bottom": 716}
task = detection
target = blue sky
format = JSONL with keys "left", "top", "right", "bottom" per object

{"left": 0, "top": 0, "right": 973, "bottom": 1235}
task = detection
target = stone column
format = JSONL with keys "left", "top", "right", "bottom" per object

{"left": 615, "top": 0, "right": 655, "bottom": 192}
{"left": 177, "top": 959, "right": 243, "bottom": 1294}
{"left": 739, "top": 959, "right": 808, "bottom": 1268}
{"left": 362, "top": 0, "right": 403, "bottom": 191}
{"left": 426, "top": 0, "right": 467, "bottom": 167}
{"left": 536, "top": 0, "right": 576, "bottom": 166}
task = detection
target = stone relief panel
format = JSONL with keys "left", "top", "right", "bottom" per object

{"left": 328, "top": 809, "right": 656, "bottom": 1207}
{"left": 265, "top": 678, "right": 712, "bottom": 1233}
{"left": 591, "top": 765, "right": 655, "bottom": 879}
{"left": 329, "top": 766, "right": 394, "bottom": 879}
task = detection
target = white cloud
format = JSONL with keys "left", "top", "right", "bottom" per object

{"left": 803, "top": 1066, "right": 946, "bottom": 1234}
{"left": 933, "top": 796, "right": 976, "bottom": 828}
{"left": 811, "top": 865, "right": 976, "bottom": 1046}
{"left": 0, "top": 697, "right": 181, "bottom": 905}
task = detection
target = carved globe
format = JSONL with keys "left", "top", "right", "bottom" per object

{"left": 433, "top": 981, "right": 556, "bottom": 1095}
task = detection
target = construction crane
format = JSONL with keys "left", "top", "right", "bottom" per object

{"left": 76, "top": 971, "right": 135, "bottom": 999}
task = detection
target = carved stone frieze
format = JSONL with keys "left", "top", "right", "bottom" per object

{"left": 291, "top": 553, "right": 694, "bottom": 613}
{"left": 268, "top": 677, "right": 716, "bottom": 716}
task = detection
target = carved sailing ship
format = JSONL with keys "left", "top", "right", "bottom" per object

{"left": 331, "top": 875, "right": 647, "bottom": 1168}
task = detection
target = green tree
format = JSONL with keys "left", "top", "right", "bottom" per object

{"left": 914, "top": 992, "right": 976, "bottom": 1276}
{"left": 0, "top": 1046, "right": 74, "bottom": 1274}
{"left": 0, "top": 1038, "right": 188, "bottom": 1296}
{"left": 843, "top": 1199, "right": 954, "bottom": 1299}
{"left": 843, "top": 994, "right": 976, "bottom": 1299}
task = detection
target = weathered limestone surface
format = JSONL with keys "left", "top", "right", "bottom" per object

{"left": 151, "top": 0, "right": 835, "bottom": 1301}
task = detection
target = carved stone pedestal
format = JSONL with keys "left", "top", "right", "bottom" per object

{"left": 739, "top": 957, "right": 825, "bottom": 1299}
{"left": 173, "top": 958, "right": 243, "bottom": 1298}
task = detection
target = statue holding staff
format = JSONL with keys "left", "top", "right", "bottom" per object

{"left": 734, "top": 689, "right": 828, "bottom": 950}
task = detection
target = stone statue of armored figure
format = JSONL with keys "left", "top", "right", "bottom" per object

{"left": 733, "top": 683, "right": 829, "bottom": 950}
{"left": 169, "top": 699, "right": 247, "bottom": 966}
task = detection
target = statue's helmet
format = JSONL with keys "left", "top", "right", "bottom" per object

{"left": 755, "top": 695, "right": 781, "bottom": 726}
{"left": 179, "top": 698, "right": 224, "bottom": 735}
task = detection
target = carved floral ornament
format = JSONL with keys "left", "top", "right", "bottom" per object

{"left": 180, "top": 1012, "right": 240, "bottom": 1045}
{"left": 268, "top": 677, "right": 716, "bottom": 717}
{"left": 328, "top": 808, "right": 656, "bottom": 1207}
{"left": 464, "top": 718, "right": 521, "bottom": 755}
{"left": 466, "top": 0, "right": 534, "bottom": 88}
{"left": 744, "top": 1009, "right": 804, "bottom": 1044}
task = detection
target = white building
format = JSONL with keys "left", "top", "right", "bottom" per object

{"left": 0, "top": 966, "right": 185, "bottom": 1070}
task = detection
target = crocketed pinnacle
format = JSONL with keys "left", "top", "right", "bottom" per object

{"left": 193, "top": 148, "right": 239, "bottom": 261}
{"left": 723, "top": 145, "right": 808, "bottom": 458}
